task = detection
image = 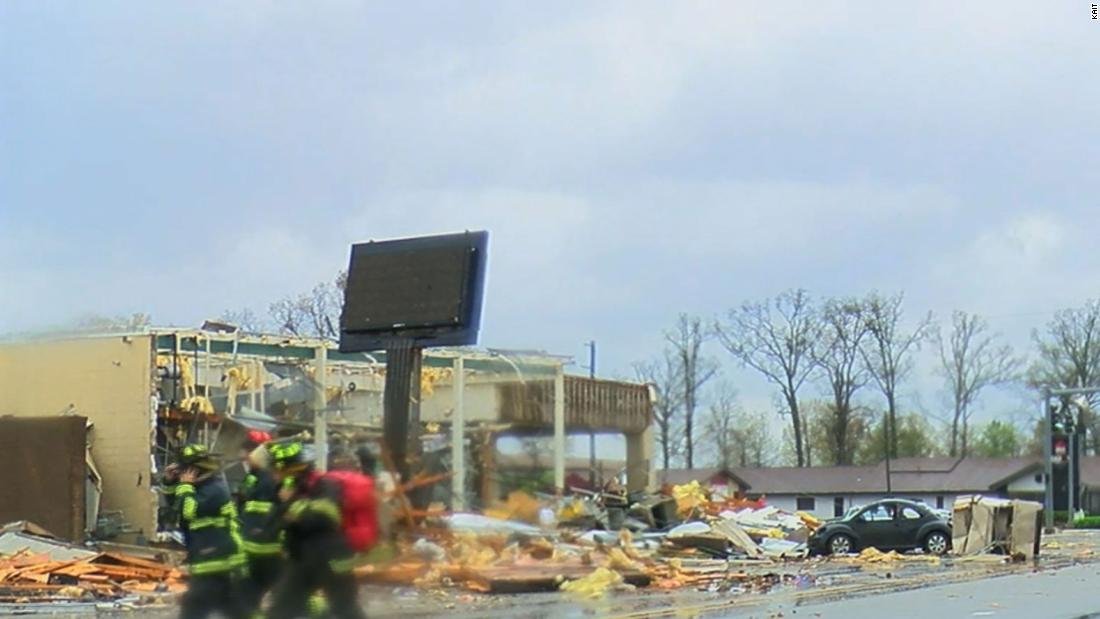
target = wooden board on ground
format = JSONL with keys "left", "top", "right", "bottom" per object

{"left": 354, "top": 562, "right": 430, "bottom": 584}
{"left": 461, "top": 565, "right": 652, "bottom": 594}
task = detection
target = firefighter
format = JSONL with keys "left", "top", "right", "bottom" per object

{"left": 267, "top": 442, "right": 367, "bottom": 619}
{"left": 355, "top": 445, "right": 376, "bottom": 477}
{"left": 164, "top": 443, "right": 250, "bottom": 619}
{"left": 356, "top": 444, "right": 392, "bottom": 547}
{"left": 236, "top": 431, "right": 282, "bottom": 613}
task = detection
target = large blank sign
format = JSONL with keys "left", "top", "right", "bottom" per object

{"left": 339, "top": 231, "right": 488, "bottom": 351}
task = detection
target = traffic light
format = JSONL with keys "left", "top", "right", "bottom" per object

{"left": 1048, "top": 400, "right": 1084, "bottom": 511}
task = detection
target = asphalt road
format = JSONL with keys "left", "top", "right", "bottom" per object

{"left": 8, "top": 566, "right": 1100, "bottom": 619}
{"left": 719, "top": 563, "right": 1100, "bottom": 619}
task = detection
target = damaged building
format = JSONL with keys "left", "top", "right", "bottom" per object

{"left": 0, "top": 328, "right": 654, "bottom": 542}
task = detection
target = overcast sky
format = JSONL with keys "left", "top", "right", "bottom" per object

{"left": 4, "top": 2, "right": 1100, "bottom": 449}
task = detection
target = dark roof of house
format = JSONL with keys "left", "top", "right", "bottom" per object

{"left": 652, "top": 457, "right": 1063, "bottom": 496}
{"left": 890, "top": 458, "right": 1042, "bottom": 493}
{"left": 506, "top": 455, "right": 1100, "bottom": 494}
{"left": 728, "top": 457, "right": 1046, "bottom": 495}
{"left": 732, "top": 465, "right": 881, "bottom": 494}
{"left": 888, "top": 457, "right": 960, "bottom": 473}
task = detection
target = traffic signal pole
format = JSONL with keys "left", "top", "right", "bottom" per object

{"left": 1069, "top": 431, "right": 1077, "bottom": 520}
{"left": 1043, "top": 386, "right": 1100, "bottom": 531}
{"left": 1043, "top": 390, "right": 1054, "bottom": 531}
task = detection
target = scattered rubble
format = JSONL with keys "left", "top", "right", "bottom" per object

{"left": 1, "top": 486, "right": 1054, "bottom": 613}
{"left": 354, "top": 482, "right": 829, "bottom": 600}
{"left": 0, "top": 522, "right": 181, "bottom": 612}
{"left": 844, "top": 547, "right": 942, "bottom": 565}
{"left": 353, "top": 488, "right": 1056, "bottom": 604}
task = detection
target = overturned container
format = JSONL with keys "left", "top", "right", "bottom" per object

{"left": 952, "top": 495, "right": 1043, "bottom": 559}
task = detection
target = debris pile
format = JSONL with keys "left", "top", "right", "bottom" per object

{"left": 4, "top": 483, "right": 1042, "bottom": 610}
{"left": 0, "top": 522, "right": 181, "bottom": 611}
{"left": 844, "top": 547, "right": 942, "bottom": 565}
{"left": 358, "top": 482, "right": 827, "bottom": 599}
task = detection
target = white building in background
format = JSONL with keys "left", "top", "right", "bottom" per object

{"left": 660, "top": 457, "right": 1048, "bottom": 520}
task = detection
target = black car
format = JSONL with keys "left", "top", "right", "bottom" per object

{"left": 808, "top": 499, "right": 952, "bottom": 556}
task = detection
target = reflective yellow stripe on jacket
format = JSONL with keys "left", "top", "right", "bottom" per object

{"left": 241, "top": 540, "right": 283, "bottom": 556}
{"left": 244, "top": 500, "right": 274, "bottom": 514}
{"left": 188, "top": 516, "right": 229, "bottom": 530}
{"left": 176, "top": 484, "right": 198, "bottom": 521}
{"left": 188, "top": 552, "right": 248, "bottom": 575}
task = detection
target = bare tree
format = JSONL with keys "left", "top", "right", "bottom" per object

{"left": 268, "top": 271, "right": 345, "bottom": 340}
{"left": 937, "top": 311, "right": 1020, "bottom": 457}
{"left": 269, "top": 297, "right": 304, "bottom": 336}
{"left": 703, "top": 384, "right": 776, "bottom": 469}
{"left": 665, "top": 314, "right": 718, "bottom": 469}
{"left": 704, "top": 384, "right": 739, "bottom": 469}
{"left": 1029, "top": 300, "right": 1100, "bottom": 451}
{"left": 300, "top": 282, "right": 342, "bottom": 339}
{"left": 799, "top": 405, "right": 815, "bottom": 466}
{"left": 779, "top": 406, "right": 815, "bottom": 467}
{"left": 219, "top": 308, "right": 265, "bottom": 333}
{"left": 715, "top": 289, "right": 819, "bottom": 467}
{"left": 813, "top": 298, "right": 872, "bottom": 465}
{"left": 737, "top": 410, "right": 775, "bottom": 468}
{"left": 633, "top": 353, "right": 684, "bottom": 469}
{"left": 861, "top": 292, "right": 933, "bottom": 459}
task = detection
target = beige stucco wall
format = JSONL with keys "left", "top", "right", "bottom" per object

{"left": 0, "top": 335, "right": 156, "bottom": 536}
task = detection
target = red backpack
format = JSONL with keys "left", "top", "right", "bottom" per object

{"left": 320, "top": 470, "right": 379, "bottom": 553}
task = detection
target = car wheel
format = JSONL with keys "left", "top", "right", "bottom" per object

{"left": 828, "top": 533, "right": 855, "bottom": 555}
{"left": 923, "top": 531, "right": 949, "bottom": 555}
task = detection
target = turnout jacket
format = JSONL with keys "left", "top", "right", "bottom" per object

{"left": 169, "top": 473, "right": 247, "bottom": 575}
{"left": 236, "top": 468, "right": 282, "bottom": 556}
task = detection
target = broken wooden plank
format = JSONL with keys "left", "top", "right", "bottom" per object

{"left": 94, "top": 552, "right": 175, "bottom": 571}
{"left": 53, "top": 563, "right": 103, "bottom": 577}
{"left": 354, "top": 562, "right": 429, "bottom": 585}
{"left": 91, "top": 565, "right": 172, "bottom": 581}
{"left": 14, "top": 572, "right": 50, "bottom": 584}
{"left": 459, "top": 565, "right": 652, "bottom": 594}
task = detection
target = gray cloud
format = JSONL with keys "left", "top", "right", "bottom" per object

{"left": 3, "top": 1, "right": 1100, "bottom": 436}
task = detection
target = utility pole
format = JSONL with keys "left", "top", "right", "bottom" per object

{"left": 585, "top": 340, "right": 597, "bottom": 488}
{"left": 553, "top": 363, "right": 566, "bottom": 493}
{"left": 884, "top": 410, "right": 892, "bottom": 494}
{"left": 313, "top": 345, "right": 328, "bottom": 472}
{"left": 1043, "top": 390, "right": 1054, "bottom": 531}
